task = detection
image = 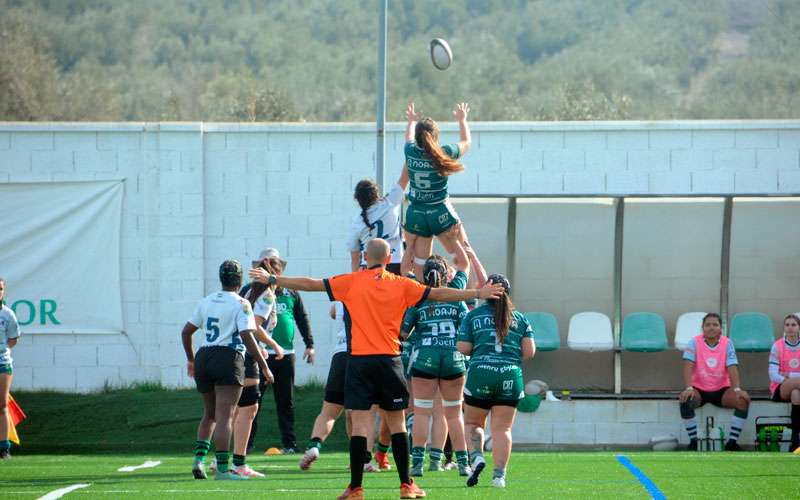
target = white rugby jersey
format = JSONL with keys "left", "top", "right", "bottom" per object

{"left": 346, "top": 183, "right": 404, "bottom": 265}
{"left": 332, "top": 301, "right": 347, "bottom": 355}
{"left": 252, "top": 290, "right": 276, "bottom": 325}
{"left": 189, "top": 291, "right": 256, "bottom": 354}
{"left": 0, "top": 304, "right": 20, "bottom": 365}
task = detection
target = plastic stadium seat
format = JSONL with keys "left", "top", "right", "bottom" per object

{"left": 675, "top": 312, "right": 706, "bottom": 351}
{"left": 729, "top": 312, "right": 775, "bottom": 352}
{"left": 621, "top": 312, "right": 668, "bottom": 352}
{"left": 524, "top": 312, "right": 560, "bottom": 351}
{"left": 567, "top": 312, "right": 614, "bottom": 352}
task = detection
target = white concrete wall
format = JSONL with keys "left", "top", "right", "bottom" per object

{"left": 1, "top": 121, "right": 799, "bottom": 393}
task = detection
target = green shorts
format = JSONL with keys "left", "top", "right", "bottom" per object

{"left": 464, "top": 363, "right": 524, "bottom": 402}
{"left": 410, "top": 347, "right": 466, "bottom": 379}
{"left": 404, "top": 201, "right": 459, "bottom": 238}
{"left": 0, "top": 363, "right": 12, "bottom": 375}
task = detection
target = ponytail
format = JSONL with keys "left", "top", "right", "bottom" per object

{"left": 422, "top": 255, "right": 447, "bottom": 288}
{"left": 490, "top": 293, "right": 514, "bottom": 344}
{"left": 415, "top": 118, "right": 464, "bottom": 176}
{"left": 354, "top": 179, "right": 380, "bottom": 229}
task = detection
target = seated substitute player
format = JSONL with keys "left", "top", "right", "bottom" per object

{"left": 769, "top": 313, "right": 800, "bottom": 452}
{"left": 249, "top": 238, "right": 504, "bottom": 500}
{"left": 0, "top": 277, "right": 21, "bottom": 459}
{"left": 401, "top": 102, "right": 472, "bottom": 278}
{"left": 181, "top": 260, "right": 271, "bottom": 480}
{"left": 403, "top": 250, "right": 472, "bottom": 477}
{"left": 679, "top": 313, "right": 750, "bottom": 451}
{"left": 457, "top": 274, "right": 535, "bottom": 489}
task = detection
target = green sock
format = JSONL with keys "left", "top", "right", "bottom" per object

{"left": 411, "top": 446, "right": 425, "bottom": 467}
{"left": 429, "top": 447, "right": 443, "bottom": 464}
{"left": 469, "top": 450, "right": 484, "bottom": 465}
{"left": 376, "top": 442, "right": 390, "bottom": 453}
{"left": 232, "top": 454, "right": 246, "bottom": 467}
{"left": 194, "top": 440, "right": 211, "bottom": 461}
{"left": 455, "top": 450, "right": 469, "bottom": 467}
{"left": 493, "top": 467, "right": 506, "bottom": 479}
{"left": 0, "top": 439, "right": 10, "bottom": 451}
{"left": 307, "top": 437, "right": 322, "bottom": 451}
{"left": 216, "top": 451, "right": 230, "bottom": 473}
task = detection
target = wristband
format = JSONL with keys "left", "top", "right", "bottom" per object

{"left": 733, "top": 387, "right": 741, "bottom": 392}
{"left": 685, "top": 386, "right": 694, "bottom": 392}
{"left": 268, "top": 274, "right": 277, "bottom": 286}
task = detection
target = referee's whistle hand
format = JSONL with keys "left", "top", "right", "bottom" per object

{"left": 479, "top": 282, "right": 505, "bottom": 299}
{"left": 249, "top": 268, "right": 270, "bottom": 283}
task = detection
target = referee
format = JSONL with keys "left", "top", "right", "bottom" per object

{"left": 249, "top": 238, "right": 503, "bottom": 499}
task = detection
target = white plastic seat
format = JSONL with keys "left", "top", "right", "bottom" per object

{"left": 674, "top": 312, "right": 706, "bottom": 351}
{"left": 567, "top": 312, "right": 614, "bottom": 352}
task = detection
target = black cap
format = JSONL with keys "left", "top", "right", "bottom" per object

{"left": 219, "top": 259, "right": 243, "bottom": 287}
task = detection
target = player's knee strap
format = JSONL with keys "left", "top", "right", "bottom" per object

{"left": 238, "top": 384, "right": 260, "bottom": 407}
{"left": 679, "top": 400, "right": 696, "bottom": 419}
{"left": 414, "top": 257, "right": 428, "bottom": 266}
{"left": 414, "top": 398, "right": 434, "bottom": 409}
{"left": 443, "top": 399, "right": 462, "bottom": 407}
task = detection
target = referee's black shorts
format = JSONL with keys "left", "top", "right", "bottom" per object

{"left": 324, "top": 351, "right": 349, "bottom": 405}
{"left": 345, "top": 354, "right": 409, "bottom": 411}
{"left": 194, "top": 346, "right": 245, "bottom": 394}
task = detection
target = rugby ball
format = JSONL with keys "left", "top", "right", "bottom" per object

{"left": 524, "top": 379, "right": 549, "bottom": 397}
{"left": 649, "top": 434, "right": 679, "bottom": 451}
{"left": 430, "top": 38, "right": 453, "bottom": 70}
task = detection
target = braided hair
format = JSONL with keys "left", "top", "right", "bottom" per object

{"left": 354, "top": 179, "right": 380, "bottom": 230}
{"left": 422, "top": 255, "right": 448, "bottom": 288}
{"left": 219, "top": 260, "right": 243, "bottom": 288}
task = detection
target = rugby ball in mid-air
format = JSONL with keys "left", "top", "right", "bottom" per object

{"left": 430, "top": 38, "right": 453, "bottom": 70}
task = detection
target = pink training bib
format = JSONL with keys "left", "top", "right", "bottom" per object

{"left": 770, "top": 338, "right": 800, "bottom": 395}
{"left": 691, "top": 334, "right": 731, "bottom": 392}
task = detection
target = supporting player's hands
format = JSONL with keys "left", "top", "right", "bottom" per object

{"left": 406, "top": 102, "right": 422, "bottom": 123}
{"left": 249, "top": 268, "right": 270, "bottom": 283}
{"left": 273, "top": 344, "right": 285, "bottom": 360}
{"left": 262, "top": 366, "right": 274, "bottom": 385}
{"left": 186, "top": 360, "right": 194, "bottom": 378}
{"left": 477, "top": 281, "right": 505, "bottom": 300}
{"left": 304, "top": 347, "right": 315, "bottom": 364}
{"left": 453, "top": 102, "right": 470, "bottom": 122}
{"left": 679, "top": 387, "right": 698, "bottom": 403}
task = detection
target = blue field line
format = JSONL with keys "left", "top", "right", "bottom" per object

{"left": 616, "top": 454, "right": 666, "bottom": 500}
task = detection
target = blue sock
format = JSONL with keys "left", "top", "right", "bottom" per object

{"left": 0, "top": 439, "right": 10, "bottom": 451}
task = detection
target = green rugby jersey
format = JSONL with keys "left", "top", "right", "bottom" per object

{"left": 404, "top": 141, "right": 460, "bottom": 204}
{"left": 457, "top": 305, "right": 533, "bottom": 366}
{"left": 401, "top": 271, "right": 469, "bottom": 350}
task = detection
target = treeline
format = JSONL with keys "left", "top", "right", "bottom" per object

{"left": 1, "top": 0, "right": 798, "bottom": 122}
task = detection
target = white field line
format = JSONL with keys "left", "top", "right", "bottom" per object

{"left": 117, "top": 460, "right": 162, "bottom": 472}
{"left": 37, "top": 483, "right": 90, "bottom": 500}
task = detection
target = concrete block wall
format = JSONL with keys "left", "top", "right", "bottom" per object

{"left": 513, "top": 400, "right": 792, "bottom": 448}
{"left": 1, "top": 121, "right": 799, "bottom": 393}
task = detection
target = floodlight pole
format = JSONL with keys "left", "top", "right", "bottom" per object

{"left": 376, "top": 0, "right": 388, "bottom": 189}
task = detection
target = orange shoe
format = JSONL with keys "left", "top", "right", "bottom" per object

{"left": 400, "top": 479, "right": 426, "bottom": 499}
{"left": 375, "top": 450, "right": 391, "bottom": 470}
{"left": 337, "top": 485, "right": 364, "bottom": 500}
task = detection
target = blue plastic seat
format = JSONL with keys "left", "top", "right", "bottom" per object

{"left": 621, "top": 312, "right": 668, "bottom": 352}
{"left": 524, "top": 312, "right": 560, "bottom": 351}
{"left": 729, "top": 312, "right": 774, "bottom": 352}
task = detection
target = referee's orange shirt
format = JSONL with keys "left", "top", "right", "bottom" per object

{"left": 324, "top": 267, "right": 430, "bottom": 356}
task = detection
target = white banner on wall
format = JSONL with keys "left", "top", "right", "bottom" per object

{"left": 0, "top": 181, "right": 124, "bottom": 334}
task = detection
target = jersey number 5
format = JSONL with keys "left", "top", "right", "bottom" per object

{"left": 206, "top": 317, "right": 220, "bottom": 342}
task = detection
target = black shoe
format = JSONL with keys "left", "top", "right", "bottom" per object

{"left": 687, "top": 438, "right": 698, "bottom": 451}
{"left": 724, "top": 440, "right": 742, "bottom": 452}
{"left": 0, "top": 449, "right": 10, "bottom": 460}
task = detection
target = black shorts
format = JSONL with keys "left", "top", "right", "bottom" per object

{"left": 772, "top": 384, "right": 788, "bottom": 402}
{"left": 243, "top": 353, "right": 260, "bottom": 380}
{"left": 694, "top": 387, "right": 729, "bottom": 408}
{"left": 386, "top": 263, "right": 402, "bottom": 276}
{"left": 345, "top": 355, "right": 409, "bottom": 411}
{"left": 194, "top": 346, "right": 245, "bottom": 394}
{"left": 410, "top": 367, "right": 465, "bottom": 381}
{"left": 324, "top": 351, "right": 349, "bottom": 405}
{"left": 464, "top": 394, "right": 519, "bottom": 410}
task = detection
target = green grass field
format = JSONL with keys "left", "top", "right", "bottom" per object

{"left": 2, "top": 452, "right": 800, "bottom": 498}
{"left": 4, "top": 387, "right": 800, "bottom": 498}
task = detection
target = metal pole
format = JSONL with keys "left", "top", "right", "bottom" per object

{"left": 720, "top": 197, "right": 733, "bottom": 334}
{"left": 506, "top": 197, "right": 517, "bottom": 298}
{"left": 376, "top": 0, "right": 388, "bottom": 189}
{"left": 613, "top": 198, "right": 625, "bottom": 395}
